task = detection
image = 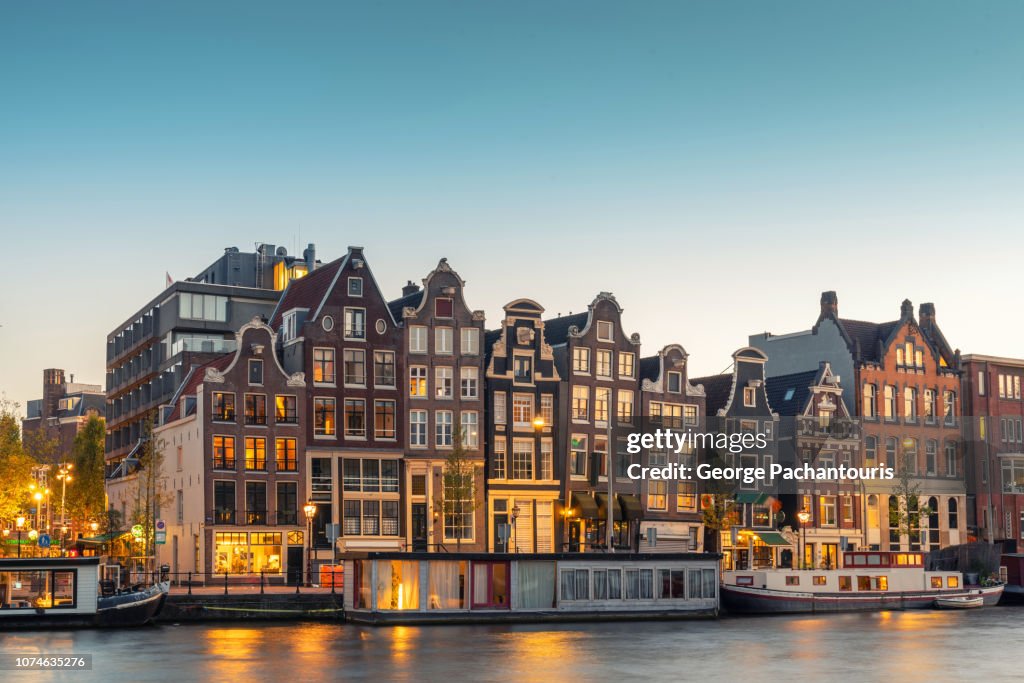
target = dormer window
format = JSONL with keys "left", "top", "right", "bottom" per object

{"left": 248, "top": 359, "right": 263, "bottom": 385}
{"left": 743, "top": 386, "right": 756, "bottom": 407}
{"left": 597, "top": 321, "right": 614, "bottom": 342}
{"left": 348, "top": 277, "right": 363, "bottom": 297}
{"left": 282, "top": 311, "right": 298, "bottom": 342}
{"left": 667, "top": 371, "right": 682, "bottom": 393}
{"left": 435, "top": 297, "right": 454, "bottom": 318}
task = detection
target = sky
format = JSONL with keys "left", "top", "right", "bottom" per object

{"left": 1, "top": 1, "right": 1022, "bottom": 416}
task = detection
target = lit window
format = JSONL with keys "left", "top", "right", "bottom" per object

{"left": 344, "top": 307, "right": 366, "bottom": 340}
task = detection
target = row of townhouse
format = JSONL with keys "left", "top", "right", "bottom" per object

{"left": 101, "top": 245, "right": 1023, "bottom": 582}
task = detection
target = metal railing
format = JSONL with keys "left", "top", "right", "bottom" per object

{"left": 163, "top": 570, "right": 343, "bottom": 597}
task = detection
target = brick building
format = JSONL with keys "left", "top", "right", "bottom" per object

{"left": 23, "top": 368, "right": 105, "bottom": 462}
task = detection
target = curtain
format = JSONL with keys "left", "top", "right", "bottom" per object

{"left": 702, "top": 569, "right": 717, "bottom": 599}
{"left": 376, "top": 560, "right": 420, "bottom": 610}
{"left": 473, "top": 563, "right": 489, "bottom": 605}
{"left": 639, "top": 569, "right": 653, "bottom": 599}
{"left": 428, "top": 561, "right": 463, "bottom": 610}
{"left": 516, "top": 561, "right": 555, "bottom": 609}
{"left": 560, "top": 570, "right": 575, "bottom": 601}
{"left": 593, "top": 569, "right": 608, "bottom": 600}
{"left": 607, "top": 569, "right": 621, "bottom": 599}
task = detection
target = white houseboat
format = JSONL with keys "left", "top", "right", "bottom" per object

{"left": 721, "top": 550, "right": 1003, "bottom": 614}
{"left": 341, "top": 551, "right": 720, "bottom": 624}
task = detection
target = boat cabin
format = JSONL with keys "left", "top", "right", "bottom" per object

{"left": 0, "top": 558, "right": 99, "bottom": 620}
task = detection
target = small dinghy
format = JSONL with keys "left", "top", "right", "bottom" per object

{"left": 934, "top": 595, "right": 984, "bottom": 609}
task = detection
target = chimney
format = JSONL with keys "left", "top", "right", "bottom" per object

{"left": 402, "top": 280, "right": 420, "bottom": 297}
{"left": 820, "top": 291, "right": 838, "bottom": 318}
{"left": 900, "top": 299, "right": 913, "bottom": 319}
{"left": 303, "top": 243, "right": 316, "bottom": 271}
{"left": 919, "top": 302, "right": 936, "bottom": 330}
{"left": 42, "top": 368, "right": 65, "bottom": 420}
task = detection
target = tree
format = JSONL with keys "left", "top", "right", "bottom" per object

{"left": 66, "top": 415, "right": 107, "bottom": 529}
{"left": 700, "top": 446, "right": 736, "bottom": 555}
{"left": 889, "top": 447, "right": 931, "bottom": 551}
{"left": 132, "top": 417, "right": 171, "bottom": 575}
{"left": 0, "top": 397, "right": 37, "bottom": 524}
{"left": 435, "top": 426, "right": 481, "bottom": 551}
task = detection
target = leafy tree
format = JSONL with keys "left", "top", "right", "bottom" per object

{"left": 435, "top": 426, "right": 481, "bottom": 551}
{"left": 700, "top": 446, "right": 736, "bottom": 554}
{"left": 0, "top": 397, "right": 37, "bottom": 524}
{"left": 130, "top": 417, "right": 172, "bottom": 573}
{"left": 66, "top": 415, "right": 107, "bottom": 528}
{"left": 889, "top": 448, "right": 931, "bottom": 550}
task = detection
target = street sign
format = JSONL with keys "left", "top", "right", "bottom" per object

{"left": 155, "top": 519, "right": 167, "bottom": 544}
{"left": 326, "top": 523, "right": 340, "bottom": 543}
{"left": 131, "top": 524, "right": 144, "bottom": 538}
{"left": 38, "top": 533, "right": 51, "bottom": 549}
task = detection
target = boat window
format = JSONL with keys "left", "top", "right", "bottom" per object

{"left": 930, "top": 577, "right": 942, "bottom": 588}
{"left": 428, "top": 561, "right": 467, "bottom": 609}
{"left": 594, "top": 570, "right": 608, "bottom": 600}
{"left": 639, "top": 569, "right": 654, "bottom": 599}
{"left": 867, "top": 554, "right": 881, "bottom": 566}
{"left": 857, "top": 576, "right": 871, "bottom": 590}
{"left": 838, "top": 576, "right": 852, "bottom": 591}
{"left": 947, "top": 576, "right": 959, "bottom": 588}
{"left": 560, "top": 570, "right": 577, "bottom": 601}
{"left": 625, "top": 570, "right": 640, "bottom": 599}
{"left": 813, "top": 576, "right": 827, "bottom": 586}
{"left": 607, "top": 569, "right": 622, "bottom": 599}
{"left": 660, "top": 570, "right": 686, "bottom": 599}
{"left": 785, "top": 576, "right": 800, "bottom": 586}
{"left": 736, "top": 575, "right": 754, "bottom": 586}
{"left": 874, "top": 577, "right": 888, "bottom": 591}
{"left": 0, "top": 570, "right": 75, "bottom": 610}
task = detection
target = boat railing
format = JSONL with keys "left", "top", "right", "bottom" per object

{"left": 160, "top": 570, "right": 344, "bottom": 597}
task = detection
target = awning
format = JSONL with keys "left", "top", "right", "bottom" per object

{"left": 618, "top": 494, "right": 644, "bottom": 521}
{"left": 594, "top": 492, "right": 617, "bottom": 521}
{"left": 570, "top": 492, "right": 600, "bottom": 519}
{"left": 735, "top": 492, "right": 769, "bottom": 505}
{"left": 753, "top": 531, "right": 791, "bottom": 547}
{"left": 77, "top": 532, "right": 130, "bottom": 545}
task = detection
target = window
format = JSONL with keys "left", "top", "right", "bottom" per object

{"left": 275, "top": 395, "right": 297, "bottom": 424}
{"left": 410, "top": 326, "right": 427, "bottom": 353}
{"left": 343, "top": 349, "right": 366, "bottom": 385}
{"left": 512, "top": 394, "right": 534, "bottom": 427}
{"left": 924, "top": 389, "right": 936, "bottom": 421}
{"left": 277, "top": 482, "right": 297, "bottom": 525}
{"left": 362, "top": 500, "right": 380, "bottom": 535}
{"left": 596, "top": 349, "right": 612, "bottom": 378}
{"left": 513, "top": 356, "right": 532, "bottom": 382}
{"left": 248, "top": 359, "right": 263, "bottom": 385}
{"left": 436, "top": 410, "right": 453, "bottom": 447}
{"left": 946, "top": 441, "right": 958, "bottom": 477}
{"left": 512, "top": 439, "right": 533, "bottom": 479}
{"left": 619, "top": 352, "right": 635, "bottom": 378}
{"left": 947, "top": 498, "right": 959, "bottom": 530}
{"left": 314, "top": 398, "right": 336, "bottom": 436}
{"left": 444, "top": 477, "right": 474, "bottom": 542}
{"left": 648, "top": 480, "right": 667, "bottom": 510}
{"left": 904, "top": 387, "right": 916, "bottom": 420}
{"left": 275, "top": 437, "right": 297, "bottom": 471}
{"left": 617, "top": 389, "right": 634, "bottom": 422}
{"left": 884, "top": 385, "right": 896, "bottom": 420}
{"left": 903, "top": 438, "right": 918, "bottom": 474}
{"left": 436, "top": 327, "right": 453, "bottom": 354}
{"left": 842, "top": 496, "right": 854, "bottom": 524}
{"left": 410, "top": 366, "right": 427, "bottom": 398}
{"left": 677, "top": 481, "right": 696, "bottom": 511}
{"left": 348, "top": 276, "right": 363, "bottom": 296}
{"left": 864, "top": 436, "right": 877, "bottom": 463}
{"left": 245, "top": 437, "right": 267, "bottom": 471}
{"left": 743, "top": 386, "right": 756, "bottom": 407}
{"left": 212, "top": 435, "right": 235, "bottom": 469}
{"left": 313, "top": 348, "right": 335, "bottom": 384}
{"left": 374, "top": 351, "right": 396, "bottom": 387}
{"left": 572, "top": 386, "right": 589, "bottom": 421}
{"left": 813, "top": 576, "right": 827, "bottom": 586}
{"left": 213, "top": 481, "right": 236, "bottom": 524}
{"left": 597, "top": 320, "right": 614, "bottom": 341}
{"left": 540, "top": 439, "right": 553, "bottom": 480}
{"left": 668, "top": 371, "right": 682, "bottom": 394}
{"left": 448, "top": 328, "right": 474, "bottom": 359}
{"left": 244, "top": 394, "right": 267, "bottom": 425}
{"left": 435, "top": 297, "right": 454, "bottom": 318}
{"left": 492, "top": 437, "right": 506, "bottom": 479}
{"left": 177, "top": 489, "right": 184, "bottom": 523}
{"left": 943, "top": 391, "right": 956, "bottom": 424}
{"left": 461, "top": 367, "right": 479, "bottom": 399}
{"left": 435, "top": 367, "right": 453, "bottom": 398}
{"left": 885, "top": 437, "right": 897, "bottom": 469}
{"left": 410, "top": 410, "right": 427, "bottom": 447}
{"left": 344, "top": 399, "right": 366, "bottom": 437}
{"left": 246, "top": 482, "right": 267, "bottom": 525}
{"left": 862, "top": 384, "right": 876, "bottom": 417}
{"left": 344, "top": 307, "right": 366, "bottom": 339}
{"left": 595, "top": 387, "right": 610, "bottom": 424}
{"left": 212, "top": 392, "right": 235, "bottom": 421}
{"left": 375, "top": 400, "right": 396, "bottom": 439}
{"left": 179, "top": 293, "right": 227, "bottom": 322}
{"left": 817, "top": 496, "right": 836, "bottom": 527}
{"left": 541, "top": 394, "right": 554, "bottom": 427}
{"left": 925, "top": 440, "right": 937, "bottom": 475}
{"left": 343, "top": 500, "right": 361, "bottom": 535}
{"left": 461, "top": 411, "right": 479, "bottom": 448}
{"left": 573, "top": 347, "right": 590, "bottom": 373}
{"left": 570, "top": 435, "right": 588, "bottom": 477}
{"left": 493, "top": 391, "right": 507, "bottom": 424}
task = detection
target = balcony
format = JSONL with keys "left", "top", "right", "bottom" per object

{"left": 246, "top": 510, "right": 267, "bottom": 525}
{"left": 170, "top": 337, "right": 237, "bottom": 357}
{"left": 214, "top": 509, "right": 236, "bottom": 525}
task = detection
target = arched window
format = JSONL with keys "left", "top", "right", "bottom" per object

{"left": 865, "top": 436, "right": 877, "bottom": 463}
{"left": 927, "top": 496, "right": 940, "bottom": 551}
{"left": 885, "top": 437, "right": 898, "bottom": 469}
{"left": 948, "top": 498, "right": 959, "bottom": 529}
{"left": 863, "top": 384, "right": 877, "bottom": 418}
{"left": 943, "top": 391, "right": 957, "bottom": 425}
{"left": 896, "top": 348, "right": 905, "bottom": 366}
{"left": 946, "top": 441, "right": 958, "bottom": 477}
{"left": 925, "top": 440, "right": 938, "bottom": 475}
{"left": 904, "top": 387, "right": 916, "bottom": 420}
{"left": 867, "top": 494, "right": 879, "bottom": 530}
{"left": 884, "top": 386, "right": 897, "bottom": 419}
{"left": 888, "top": 496, "right": 901, "bottom": 547}
{"left": 903, "top": 438, "right": 918, "bottom": 474}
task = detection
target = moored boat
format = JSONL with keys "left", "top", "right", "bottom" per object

{"left": 934, "top": 595, "right": 984, "bottom": 609}
{"left": 721, "top": 550, "right": 1004, "bottom": 615}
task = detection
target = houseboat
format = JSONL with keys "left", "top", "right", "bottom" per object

{"left": 721, "top": 550, "right": 1003, "bottom": 614}
{"left": 340, "top": 551, "right": 720, "bottom": 625}
{"left": 0, "top": 557, "right": 168, "bottom": 629}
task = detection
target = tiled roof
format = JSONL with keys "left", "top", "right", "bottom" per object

{"left": 387, "top": 290, "right": 423, "bottom": 323}
{"left": 639, "top": 355, "right": 661, "bottom": 382}
{"left": 765, "top": 369, "right": 819, "bottom": 417}
{"left": 269, "top": 258, "right": 344, "bottom": 329}
{"left": 166, "top": 354, "right": 233, "bottom": 422}
{"left": 690, "top": 374, "right": 733, "bottom": 414}
{"left": 836, "top": 318, "right": 898, "bottom": 363}
{"left": 542, "top": 312, "right": 589, "bottom": 346}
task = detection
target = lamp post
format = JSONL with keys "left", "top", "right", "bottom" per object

{"left": 797, "top": 509, "right": 811, "bottom": 569}
{"left": 57, "top": 463, "right": 73, "bottom": 551}
{"left": 15, "top": 516, "right": 26, "bottom": 559}
{"left": 303, "top": 501, "right": 317, "bottom": 587}
{"left": 32, "top": 490, "right": 44, "bottom": 533}
{"left": 511, "top": 505, "right": 521, "bottom": 553}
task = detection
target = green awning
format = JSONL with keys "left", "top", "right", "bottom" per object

{"left": 618, "top": 494, "right": 644, "bottom": 520}
{"left": 77, "top": 532, "right": 130, "bottom": 544}
{"left": 735, "top": 492, "right": 769, "bottom": 505}
{"left": 571, "top": 492, "right": 600, "bottom": 519}
{"left": 753, "top": 531, "right": 791, "bottom": 546}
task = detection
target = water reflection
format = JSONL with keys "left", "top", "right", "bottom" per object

{"left": 3, "top": 609, "right": 1022, "bottom": 682}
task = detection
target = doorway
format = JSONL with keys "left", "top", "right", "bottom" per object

{"left": 412, "top": 503, "right": 427, "bottom": 552}
{"left": 287, "top": 546, "right": 303, "bottom": 585}
{"left": 471, "top": 562, "right": 510, "bottom": 609}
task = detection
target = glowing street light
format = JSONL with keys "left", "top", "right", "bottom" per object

{"left": 797, "top": 509, "right": 811, "bottom": 569}
{"left": 303, "top": 501, "right": 317, "bottom": 587}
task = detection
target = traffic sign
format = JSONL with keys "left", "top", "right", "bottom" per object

{"left": 38, "top": 533, "right": 51, "bottom": 549}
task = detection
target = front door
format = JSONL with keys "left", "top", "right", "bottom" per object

{"left": 568, "top": 520, "right": 581, "bottom": 552}
{"left": 412, "top": 504, "right": 428, "bottom": 552}
{"left": 494, "top": 513, "right": 509, "bottom": 552}
{"left": 287, "top": 546, "right": 303, "bottom": 585}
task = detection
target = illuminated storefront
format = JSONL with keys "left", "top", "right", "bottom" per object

{"left": 213, "top": 532, "right": 283, "bottom": 575}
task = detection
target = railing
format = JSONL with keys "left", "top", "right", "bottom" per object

{"left": 162, "top": 571, "right": 343, "bottom": 598}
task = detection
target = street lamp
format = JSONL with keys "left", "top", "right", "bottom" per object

{"left": 57, "top": 463, "right": 73, "bottom": 549}
{"left": 32, "top": 491, "right": 44, "bottom": 532}
{"left": 15, "top": 516, "right": 26, "bottom": 559}
{"left": 797, "top": 509, "right": 811, "bottom": 569}
{"left": 511, "top": 505, "right": 521, "bottom": 553}
{"left": 303, "top": 501, "right": 317, "bottom": 587}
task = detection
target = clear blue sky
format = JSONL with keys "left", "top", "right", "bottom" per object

{"left": 1, "top": 2, "right": 1022, "bottom": 415}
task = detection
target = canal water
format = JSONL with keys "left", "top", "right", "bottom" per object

{"left": 2, "top": 608, "right": 1021, "bottom": 682}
